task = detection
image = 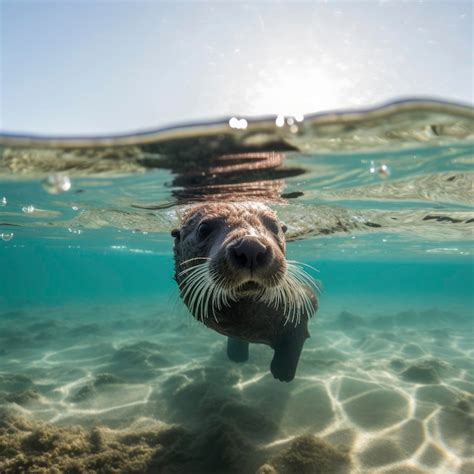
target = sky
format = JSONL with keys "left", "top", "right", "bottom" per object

{"left": 1, "top": 0, "right": 473, "bottom": 135}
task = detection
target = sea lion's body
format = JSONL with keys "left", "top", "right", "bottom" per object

{"left": 172, "top": 202, "right": 317, "bottom": 381}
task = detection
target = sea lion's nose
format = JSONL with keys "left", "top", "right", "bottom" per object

{"left": 229, "top": 238, "right": 270, "bottom": 270}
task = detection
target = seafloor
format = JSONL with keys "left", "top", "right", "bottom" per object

{"left": 0, "top": 300, "right": 473, "bottom": 474}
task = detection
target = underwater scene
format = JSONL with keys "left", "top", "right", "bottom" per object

{"left": 0, "top": 100, "right": 473, "bottom": 473}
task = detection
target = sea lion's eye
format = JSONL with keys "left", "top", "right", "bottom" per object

{"left": 263, "top": 217, "right": 281, "bottom": 235}
{"left": 281, "top": 224, "right": 288, "bottom": 233}
{"left": 197, "top": 221, "right": 213, "bottom": 239}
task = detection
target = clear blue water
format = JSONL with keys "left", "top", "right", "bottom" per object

{"left": 0, "top": 100, "right": 473, "bottom": 473}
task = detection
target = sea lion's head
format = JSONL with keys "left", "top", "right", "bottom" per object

{"left": 172, "top": 202, "right": 316, "bottom": 323}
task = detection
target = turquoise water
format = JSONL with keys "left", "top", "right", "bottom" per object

{"left": 0, "top": 100, "right": 473, "bottom": 473}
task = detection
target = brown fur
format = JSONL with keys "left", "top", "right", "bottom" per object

{"left": 172, "top": 203, "right": 317, "bottom": 382}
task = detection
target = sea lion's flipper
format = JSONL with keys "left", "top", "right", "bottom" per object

{"left": 270, "top": 325, "right": 309, "bottom": 382}
{"left": 227, "top": 337, "right": 249, "bottom": 363}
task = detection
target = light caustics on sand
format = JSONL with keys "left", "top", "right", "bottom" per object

{"left": 1, "top": 302, "right": 472, "bottom": 473}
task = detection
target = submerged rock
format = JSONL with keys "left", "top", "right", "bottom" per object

{"left": 69, "top": 373, "right": 124, "bottom": 402}
{"left": 0, "top": 411, "right": 152, "bottom": 473}
{"left": 437, "top": 406, "right": 474, "bottom": 457}
{"left": 400, "top": 359, "right": 448, "bottom": 384}
{"left": 334, "top": 311, "right": 366, "bottom": 331}
{"left": 259, "top": 435, "right": 351, "bottom": 474}
{"left": 0, "top": 403, "right": 266, "bottom": 474}
{"left": 113, "top": 341, "right": 171, "bottom": 367}
{"left": 0, "top": 374, "right": 34, "bottom": 392}
{"left": 456, "top": 399, "right": 471, "bottom": 413}
{"left": 4, "top": 390, "right": 40, "bottom": 406}
{"left": 402, "top": 343, "right": 425, "bottom": 357}
{"left": 389, "top": 358, "right": 406, "bottom": 371}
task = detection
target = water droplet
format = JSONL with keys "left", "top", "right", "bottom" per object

{"left": 228, "top": 117, "right": 248, "bottom": 130}
{"left": 1, "top": 197, "right": 6, "bottom": 206}
{"left": 22, "top": 205, "right": 35, "bottom": 214}
{"left": 289, "top": 124, "right": 299, "bottom": 134}
{"left": 1, "top": 232, "right": 13, "bottom": 241}
{"left": 275, "top": 115, "right": 285, "bottom": 127}
{"left": 379, "top": 164, "right": 391, "bottom": 178}
{"left": 43, "top": 174, "right": 71, "bottom": 194}
{"left": 286, "top": 117, "right": 295, "bottom": 126}
{"left": 369, "top": 161, "right": 390, "bottom": 178}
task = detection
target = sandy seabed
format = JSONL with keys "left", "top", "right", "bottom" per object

{"left": 0, "top": 301, "right": 472, "bottom": 474}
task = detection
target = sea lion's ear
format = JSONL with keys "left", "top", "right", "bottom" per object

{"left": 171, "top": 228, "right": 181, "bottom": 240}
{"left": 281, "top": 224, "right": 288, "bottom": 233}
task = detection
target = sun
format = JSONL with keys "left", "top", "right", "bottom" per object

{"left": 248, "top": 65, "right": 346, "bottom": 117}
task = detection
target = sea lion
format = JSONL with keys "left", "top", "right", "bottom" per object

{"left": 172, "top": 202, "right": 318, "bottom": 382}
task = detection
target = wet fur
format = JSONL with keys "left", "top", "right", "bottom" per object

{"left": 172, "top": 203, "right": 318, "bottom": 382}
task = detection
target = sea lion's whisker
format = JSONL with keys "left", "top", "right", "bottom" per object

{"left": 208, "top": 271, "right": 220, "bottom": 314}
{"left": 187, "top": 280, "right": 207, "bottom": 321}
{"left": 179, "top": 271, "right": 204, "bottom": 298}
{"left": 182, "top": 265, "right": 237, "bottom": 323}
{"left": 203, "top": 270, "right": 220, "bottom": 322}
{"left": 277, "top": 271, "right": 311, "bottom": 326}
{"left": 286, "top": 263, "right": 320, "bottom": 294}
{"left": 179, "top": 271, "right": 208, "bottom": 291}
{"left": 294, "top": 268, "right": 321, "bottom": 294}
{"left": 215, "top": 274, "right": 233, "bottom": 311}
{"left": 222, "top": 279, "right": 237, "bottom": 308}
{"left": 178, "top": 271, "right": 207, "bottom": 288}
{"left": 287, "top": 259, "right": 320, "bottom": 273}
{"left": 179, "top": 257, "right": 211, "bottom": 267}
{"left": 178, "top": 262, "right": 209, "bottom": 277}
{"left": 181, "top": 280, "right": 205, "bottom": 305}
{"left": 184, "top": 267, "right": 211, "bottom": 321}
{"left": 199, "top": 279, "right": 212, "bottom": 322}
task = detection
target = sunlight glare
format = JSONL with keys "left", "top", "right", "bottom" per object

{"left": 249, "top": 66, "right": 344, "bottom": 116}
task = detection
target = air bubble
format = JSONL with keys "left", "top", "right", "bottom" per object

{"left": 1, "top": 197, "right": 6, "bottom": 206}
{"left": 379, "top": 164, "right": 391, "bottom": 178}
{"left": 369, "top": 161, "right": 391, "bottom": 178}
{"left": 275, "top": 115, "right": 285, "bottom": 127}
{"left": 1, "top": 232, "right": 13, "bottom": 241}
{"left": 22, "top": 205, "right": 35, "bottom": 214}
{"left": 228, "top": 117, "right": 248, "bottom": 130}
{"left": 43, "top": 174, "right": 72, "bottom": 194}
